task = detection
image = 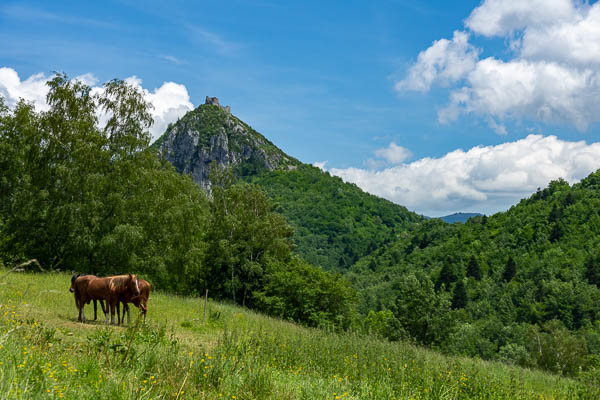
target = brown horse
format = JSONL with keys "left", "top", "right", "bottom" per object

{"left": 70, "top": 273, "right": 108, "bottom": 321}
{"left": 118, "top": 279, "right": 151, "bottom": 324}
{"left": 71, "top": 274, "right": 113, "bottom": 323}
{"left": 71, "top": 274, "right": 140, "bottom": 324}
{"left": 105, "top": 274, "right": 140, "bottom": 325}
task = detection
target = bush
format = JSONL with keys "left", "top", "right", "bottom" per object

{"left": 253, "top": 257, "right": 357, "bottom": 329}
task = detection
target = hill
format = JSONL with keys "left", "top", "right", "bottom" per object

{"left": 152, "top": 97, "right": 300, "bottom": 191}
{"left": 248, "top": 165, "right": 421, "bottom": 269}
{"left": 1, "top": 268, "right": 597, "bottom": 399}
{"left": 438, "top": 212, "right": 483, "bottom": 224}
{"left": 153, "top": 98, "right": 423, "bottom": 269}
{"left": 349, "top": 172, "right": 600, "bottom": 372}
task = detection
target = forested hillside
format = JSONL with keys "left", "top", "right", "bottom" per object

{"left": 248, "top": 165, "right": 422, "bottom": 269}
{"left": 154, "top": 100, "right": 424, "bottom": 270}
{"left": 349, "top": 174, "right": 600, "bottom": 375}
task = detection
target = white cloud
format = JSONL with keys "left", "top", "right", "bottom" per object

{"left": 519, "top": 4, "right": 600, "bottom": 66}
{"left": 313, "top": 161, "right": 328, "bottom": 170}
{"left": 0, "top": 67, "right": 49, "bottom": 110}
{"left": 397, "top": 0, "right": 600, "bottom": 133}
{"left": 374, "top": 142, "right": 412, "bottom": 164}
{"left": 396, "top": 30, "right": 479, "bottom": 92}
{"left": 326, "top": 135, "right": 600, "bottom": 216}
{"left": 440, "top": 58, "right": 599, "bottom": 131}
{"left": 0, "top": 68, "right": 193, "bottom": 142}
{"left": 159, "top": 55, "right": 184, "bottom": 65}
{"left": 368, "top": 142, "right": 412, "bottom": 169}
{"left": 74, "top": 73, "right": 99, "bottom": 86}
{"left": 121, "top": 76, "right": 194, "bottom": 141}
{"left": 465, "top": 0, "right": 576, "bottom": 37}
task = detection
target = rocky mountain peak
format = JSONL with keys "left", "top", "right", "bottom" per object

{"left": 152, "top": 99, "right": 300, "bottom": 190}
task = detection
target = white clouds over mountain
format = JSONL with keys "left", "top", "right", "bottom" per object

{"left": 397, "top": 0, "right": 600, "bottom": 132}
{"left": 0, "top": 68, "right": 193, "bottom": 141}
{"left": 327, "top": 135, "right": 600, "bottom": 216}
{"left": 121, "top": 76, "right": 193, "bottom": 142}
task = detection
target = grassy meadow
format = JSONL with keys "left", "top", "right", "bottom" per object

{"left": 0, "top": 269, "right": 599, "bottom": 399}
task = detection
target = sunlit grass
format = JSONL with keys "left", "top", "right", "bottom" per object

{"left": 0, "top": 269, "right": 599, "bottom": 399}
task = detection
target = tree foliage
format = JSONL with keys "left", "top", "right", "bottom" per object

{"left": 248, "top": 165, "right": 422, "bottom": 270}
{"left": 347, "top": 173, "right": 600, "bottom": 375}
{"left": 0, "top": 75, "right": 356, "bottom": 330}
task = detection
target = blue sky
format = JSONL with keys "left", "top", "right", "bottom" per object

{"left": 2, "top": 0, "right": 600, "bottom": 216}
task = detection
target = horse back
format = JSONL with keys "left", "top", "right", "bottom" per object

{"left": 86, "top": 276, "right": 112, "bottom": 300}
{"left": 73, "top": 275, "right": 96, "bottom": 301}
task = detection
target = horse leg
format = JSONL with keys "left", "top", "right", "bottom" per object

{"left": 74, "top": 288, "right": 82, "bottom": 321}
{"left": 110, "top": 299, "right": 115, "bottom": 325}
{"left": 74, "top": 295, "right": 80, "bottom": 321}
{"left": 125, "top": 303, "right": 131, "bottom": 325}
{"left": 141, "top": 299, "right": 147, "bottom": 323}
{"left": 80, "top": 305, "right": 86, "bottom": 323}
{"left": 116, "top": 301, "right": 121, "bottom": 326}
{"left": 104, "top": 300, "right": 109, "bottom": 325}
{"left": 120, "top": 302, "right": 128, "bottom": 325}
{"left": 93, "top": 299, "right": 97, "bottom": 321}
{"left": 99, "top": 300, "right": 107, "bottom": 320}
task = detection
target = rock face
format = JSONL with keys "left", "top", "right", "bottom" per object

{"left": 153, "top": 100, "right": 299, "bottom": 190}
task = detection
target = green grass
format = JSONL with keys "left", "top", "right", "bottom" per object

{"left": 0, "top": 269, "right": 599, "bottom": 399}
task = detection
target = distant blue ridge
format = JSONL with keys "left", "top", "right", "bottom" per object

{"left": 427, "top": 212, "right": 484, "bottom": 223}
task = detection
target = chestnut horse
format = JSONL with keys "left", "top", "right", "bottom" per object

{"left": 70, "top": 274, "right": 107, "bottom": 322}
{"left": 72, "top": 274, "right": 140, "bottom": 324}
{"left": 118, "top": 279, "right": 151, "bottom": 324}
{"left": 106, "top": 274, "right": 140, "bottom": 325}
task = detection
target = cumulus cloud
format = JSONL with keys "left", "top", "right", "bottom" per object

{"left": 396, "top": 30, "right": 479, "bottom": 92}
{"left": 374, "top": 142, "right": 412, "bottom": 164}
{"left": 465, "top": 0, "right": 577, "bottom": 37}
{"left": 397, "top": 0, "right": 600, "bottom": 133}
{"left": 0, "top": 67, "right": 193, "bottom": 142}
{"left": 0, "top": 67, "right": 50, "bottom": 111}
{"left": 120, "top": 76, "right": 194, "bottom": 141}
{"left": 326, "top": 135, "right": 600, "bottom": 216}
{"left": 439, "top": 58, "right": 600, "bottom": 131}
{"left": 367, "top": 142, "right": 412, "bottom": 169}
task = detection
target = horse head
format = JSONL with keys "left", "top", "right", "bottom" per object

{"left": 128, "top": 273, "right": 141, "bottom": 297}
{"left": 69, "top": 273, "right": 81, "bottom": 293}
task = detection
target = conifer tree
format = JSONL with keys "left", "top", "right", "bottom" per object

{"left": 435, "top": 262, "right": 457, "bottom": 291}
{"left": 466, "top": 255, "right": 482, "bottom": 280}
{"left": 584, "top": 254, "right": 600, "bottom": 287}
{"left": 451, "top": 280, "right": 467, "bottom": 309}
{"left": 503, "top": 256, "right": 517, "bottom": 282}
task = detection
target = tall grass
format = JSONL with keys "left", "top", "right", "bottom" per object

{"left": 0, "top": 269, "right": 599, "bottom": 399}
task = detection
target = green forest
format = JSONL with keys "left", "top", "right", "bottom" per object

{"left": 3, "top": 76, "right": 600, "bottom": 379}
{"left": 249, "top": 165, "right": 422, "bottom": 270}
{"left": 348, "top": 176, "right": 600, "bottom": 376}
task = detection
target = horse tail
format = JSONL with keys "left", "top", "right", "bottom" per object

{"left": 73, "top": 284, "right": 81, "bottom": 309}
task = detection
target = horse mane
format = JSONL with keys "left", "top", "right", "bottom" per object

{"left": 109, "top": 275, "right": 131, "bottom": 291}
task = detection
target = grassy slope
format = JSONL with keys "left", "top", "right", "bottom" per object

{"left": 0, "top": 269, "right": 598, "bottom": 399}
